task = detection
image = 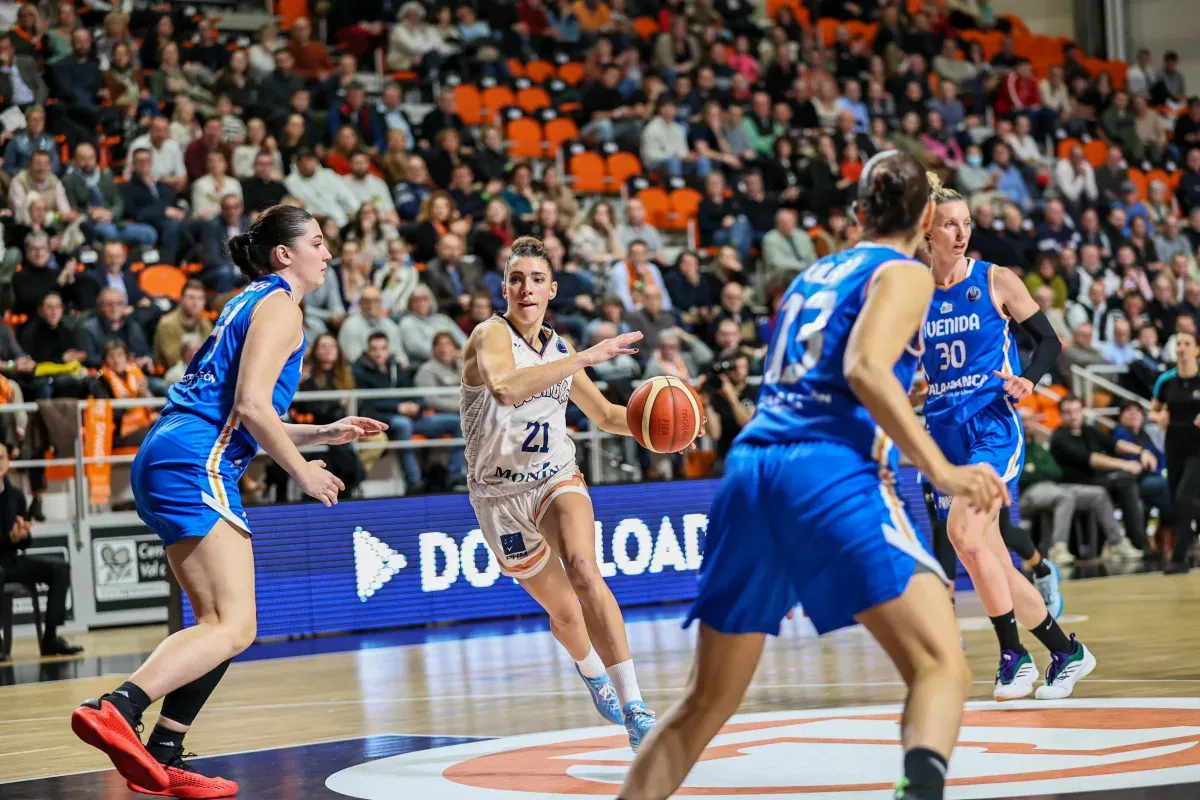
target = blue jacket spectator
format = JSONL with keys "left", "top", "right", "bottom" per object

{"left": 328, "top": 84, "right": 385, "bottom": 151}
{"left": 3, "top": 107, "right": 58, "bottom": 176}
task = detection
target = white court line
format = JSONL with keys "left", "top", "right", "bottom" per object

{"left": 0, "top": 746, "right": 67, "bottom": 758}
{"left": 9, "top": 678, "right": 1200, "bottom": 727}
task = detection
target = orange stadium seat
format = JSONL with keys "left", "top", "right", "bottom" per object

{"left": 1126, "top": 168, "right": 1148, "bottom": 200}
{"left": 632, "top": 16, "right": 659, "bottom": 40}
{"left": 1083, "top": 139, "right": 1109, "bottom": 168}
{"left": 542, "top": 117, "right": 579, "bottom": 155}
{"left": 481, "top": 86, "right": 516, "bottom": 124}
{"left": 817, "top": 18, "right": 839, "bottom": 47}
{"left": 517, "top": 86, "right": 551, "bottom": 114}
{"left": 506, "top": 117, "right": 543, "bottom": 159}
{"left": 453, "top": 84, "right": 483, "bottom": 126}
{"left": 605, "top": 152, "right": 643, "bottom": 188}
{"left": 666, "top": 187, "right": 702, "bottom": 230}
{"left": 636, "top": 187, "right": 670, "bottom": 228}
{"left": 568, "top": 151, "right": 606, "bottom": 193}
{"left": 558, "top": 62, "right": 585, "bottom": 86}
{"left": 1057, "top": 137, "right": 1082, "bottom": 160}
{"left": 1146, "top": 169, "right": 1174, "bottom": 193}
{"left": 507, "top": 58, "right": 526, "bottom": 79}
{"left": 525, "top": 60, "right": 556, "bottom": 83}
{"left": 139, "top": 265, "right": 188, "bottom": 302}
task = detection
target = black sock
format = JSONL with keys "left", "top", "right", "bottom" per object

{"left": 903, "top": 747, "right": 947, "bottom": 799}
{"left": 1030, "top": 557, "right": 1051, "bottom": 579}
{"left": 1030, "top": 613, "right": 1073, "bottom": 654}
{"left": 146, "top": 723, "right": 185, "bottom": 764}
{"left": 104, "top": 681, "right": 152, "bottom": 726}
{"left": 989, "top": 612, "right": 1024, "bottom": 653}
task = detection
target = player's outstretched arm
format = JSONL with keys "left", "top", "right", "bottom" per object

{"left": 234, "top": 292, "right": 345, "bottom": 507}
{"left": 465, "top": 319, "right": 641, "bottom": 406}
{"left": 991, "top": 265, "right": 1061, "bottom": 401}
{"left": 565, "top": 344, "right": 631, "bottom": 435}
{"left": 844, "top": 261, "right": 1009, "bottom": 515}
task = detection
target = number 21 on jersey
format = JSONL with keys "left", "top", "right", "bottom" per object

{"left": 521, "top": 421, "right": 550, "bottom": 453}
{"left": 763, "top": 290, "right": 836, "bottom": 385}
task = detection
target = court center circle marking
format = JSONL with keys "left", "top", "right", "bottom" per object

{"left": 326, "top": 698, "right": 1200, "bottom": 799}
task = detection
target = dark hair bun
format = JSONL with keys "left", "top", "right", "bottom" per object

{"left": 225, "top": 205, "right": 314, "bottom": 281}
{"left": 858, "top": 152, "right": 930, "bottom": 238}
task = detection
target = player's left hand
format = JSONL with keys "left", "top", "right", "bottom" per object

{"left": 993, "top": 370, "right": 1034, "bottom": 401}
{"left": 320, "top": 417, "right": 389, "bottom": 445}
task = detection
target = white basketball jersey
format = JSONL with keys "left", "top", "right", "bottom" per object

{"left": 461, "top": 317, "right": 578, "bottom": 497}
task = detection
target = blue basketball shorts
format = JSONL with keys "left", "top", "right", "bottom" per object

{"left": 684, "top": 440, "right": 948, "bottom": 637}
{"left": 131, "top": 412, "right": 252, "bottom": 547}
{"left": 926, "top": 399, "right": 1024, "bottom": 521}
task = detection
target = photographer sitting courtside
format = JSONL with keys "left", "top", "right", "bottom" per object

{"left": 701, "top": 349, "right": 756, "bottom": 468}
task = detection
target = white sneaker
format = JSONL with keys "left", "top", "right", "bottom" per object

{"left": 1035, "top": 637, "right": 1096, "bottom": 700}
{"left": 1114, "top": 537, "right": 1145, "bottom": 560}
{"left": 994, "top": 650, "right": 1038, "bottom": 701}
{"left": 1048, "top": 542, "right": 1076, "bottom": 566}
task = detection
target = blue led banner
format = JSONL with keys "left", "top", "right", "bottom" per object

{"left": 183, "top": 469, "right": 949, "bottom": 638}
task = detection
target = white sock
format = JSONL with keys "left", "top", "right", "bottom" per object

{"left": 605, "top": 659, "right": 642, "bottom": 708}
{"left": 575, "top": 647, "right": 606, "bottom": 680}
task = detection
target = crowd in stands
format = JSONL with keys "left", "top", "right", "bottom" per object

{"left": 0, "top": 0, "right": 1196, "bottom": 551}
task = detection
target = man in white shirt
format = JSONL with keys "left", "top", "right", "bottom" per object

{"left": 640, "top": 97, "right": 710, "bottom": 179}
{"left": 124, "top": 117, "right": 188, "bottom": 194}
{"left": 337, "top": 286, "right": 405, "bottom": 364}
{"left": 283, "top": 148, "right": 361, "bottom": 227}
{"left": 343, "top": 151, "right": 399, "bottom": 226}
{"left": 1053, "top": 143, "right": 1099, "bottom": 219}
{"left": 616, "top": 198, "right": 666, "bottom": 263}
{"left": 1100, "top": 317, "right": 1140, "bottom": 365}
{"left": 1125, "top": 49, "right": 1157, "bottom": 98}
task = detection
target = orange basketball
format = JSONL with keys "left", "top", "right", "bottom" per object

{"left": 627, "top": 376, "right": 705, "bottom": 454}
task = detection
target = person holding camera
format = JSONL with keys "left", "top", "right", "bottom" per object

{"left": 701, "top": 348, "right": 756, "bottom": 463}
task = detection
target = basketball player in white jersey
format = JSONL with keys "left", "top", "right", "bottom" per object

{"left": 460, "top": 236, "right": 663, "bottom": 751}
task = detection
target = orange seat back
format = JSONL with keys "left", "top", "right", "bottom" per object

{"left": 506, "top": 117, "right": 543, "bottom": 159}
{"left": 543, "top": 117, "right": 579, "bottom": 155}
{"left": 636, "top": 187, "right": 670, "bottom": 229}
{"left": 453, "top": 85, "right": 483, "bottom": 126}
{"left": 605, "top": 152, "right": 643, "bottom": 188}
{"left": 516, "top": 86, "right": 551, "bottom": 114}
{"left": 138, "top": 265, "right": 188, "bottom": 302}
{"left": 568, "top": 151, "right": 606, "bottom": 193}
{"left": 525, "top": 60, "right": 556, "bottom": 83}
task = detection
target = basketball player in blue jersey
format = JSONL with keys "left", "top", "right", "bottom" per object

{"left": 618, "top": 152, "right": 1008, "bottom": 800}
{"left": 70, "top": 206, "right": 387, "bottom": 799}
{"left": 921, "top": 176, "right": 1095, "bottom": 703}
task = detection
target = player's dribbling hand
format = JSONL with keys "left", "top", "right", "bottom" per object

{"left": 992, "top": 370, "right": 1034, "bottom": 401}
{"left": 297, "top": 460, "right": 345, "bottom": 507}
{"left": 581, "top": 331, "right": 643, "bottom": 366}
{"left": 934, "top": 462, "right": 1010, "bottom": 516}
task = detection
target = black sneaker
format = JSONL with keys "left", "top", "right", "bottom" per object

{"left": 41, "top": 636, "right": 84, "bottom": 657}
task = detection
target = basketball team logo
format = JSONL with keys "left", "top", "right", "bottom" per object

{"left": 326, "top": 698, "right": 1200, "bottom": 799}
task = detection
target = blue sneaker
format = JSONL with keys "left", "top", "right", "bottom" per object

{"left": 623, "top": 701, "right": 656, "bottom": 752}
{"left": 576, "top": 665, "right": 623, "bottom": 724}
{"left": 1035, "top": 560, "right": 1064, "bottom": 619}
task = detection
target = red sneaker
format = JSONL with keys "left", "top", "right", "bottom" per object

{"left": 71, "top": 698, "right": 169, "bottom": 791}
{"left": 125, "top": 753, "right": 239, "bottom": 799}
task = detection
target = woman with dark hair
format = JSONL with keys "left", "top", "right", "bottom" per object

{"left": 409, "top": 189, "right": 470, "bottom": 263}
{"left": 1152, "top": 330, "right": 1200, "bottom": 573}
{"left": 621, "top": 151, "right": 1004, "bottom": 800}
{"left": 71, "top": 206, "right": 386, "bottom": 797}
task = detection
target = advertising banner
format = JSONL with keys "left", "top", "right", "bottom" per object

{"left": 92, "top": 526, "right": 171, "bottom": 612}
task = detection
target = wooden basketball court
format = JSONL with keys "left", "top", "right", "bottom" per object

{"left": 2, "top": 570, "right": 1200, "bottom": 798}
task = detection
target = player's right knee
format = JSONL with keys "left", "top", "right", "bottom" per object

{"left": 563, "top": 554, "right": 603, "bottom": 595}
{"left": 225, "top": 616, "right": 257, "bottom": 654}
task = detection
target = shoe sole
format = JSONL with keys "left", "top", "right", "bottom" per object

{"left": 71, "top": 704, "right": 169, "bottom": 791}
{"left": 994, "top": 684, "right": 1036, "bottom": 701}
{"left": 126, "top": 779, "right": 240, "bottom": 799}
{"left": 1035, "top": 649, "right": 1098, "bottom": 700}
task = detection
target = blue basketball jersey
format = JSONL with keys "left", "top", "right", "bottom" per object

{"left": 737, "top": 243, "right": 924, "bottom": 472}
{"left": 921, "top": 258, "right": 1019, "bottom": 426}
{"left": 163, "top": 273, "right": 306, "bottom": 463}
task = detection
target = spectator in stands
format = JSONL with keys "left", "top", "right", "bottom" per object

{"left": 352, "top": 331, "right": 426, "bottom": 493}
{"left": 1053, "top": 143, "right": 1099, "bottom": 220}
{"left": 259, "top": 48, "right": 304, "bottom": 114}
{"left": 13, "top": 232, "right": 73, "bottom": 319}
{"left": 1102, "top": 91, "right": 1143, "bottom": 162}
{"left": 302, "top": 259, "right": 347, "bottom": 341}
{"left": 183, "top": 117, "right": 231, "bottom": 184}
{"left": 1113, "top": 399, "right": 1172, "bottom": 527}
{"left": 616, "top": 197, "right": 666, "bottom": 262}
{"left": 1157, "top": 215, "right": 1193, "bottom": 271}
{"left": 422, "top": 233, "right": 483, "bottom": 315}
{"left": 1178, "top": 148, "right": 1200, "bottom": 214}
{"left": 339, "top": 286, "right": 405, "bottom": 365}
{"left": 242, "top": 150, "right": 288, "bottom": 216}
{"left": 98, "top": 339, "right": 157, "bottom": 447}
{"left": 121, "top": 147, "right": 190, "bottom": 265}
{"left": 1132, "top": 94, "right": 1170, "bottom": 167}
{"left": 345, "top": 153, "right": 397, "bottom": 225}
{"left": 81, "top": 288, "right": 152, "bottom": 373}
{"left": 19, "top": 291, "right": 88, "bottom": 369}
{"left": 1175, "top": 99, "right": 1200, "bottom": 152}
{"left": 2, "top": 106, "right": 56, "bottom": 177}
{"left": 296, "top": 333, "right": 370, "bottom": 496}
{"left": 48, "top": 28, "right": 104, "bottom": 148}
{"left": 643, "top": 328, "right": 700, "bottom": 380}
{"left": 698, "top": 171, "right": 751, "bottom": 264}
{"left": 761, "top": 208, "right": 817, "bottom": 272}
{"left": 126, "top": 115, "right": 188, "bottom": 193}
{"left": 399, "top": 284, "right": 467, "bottom": 364}
{"left": 1152, "top": 51, "right": 1186, "bottom": 106}
{"left": 62, "top": 143, "right": 152, "bottom": 248}
{"left": 190, "top": 151, "right": 242, "bottom": 221}
{"left": 76, "top": 240, "right": 151, "bottom": 321}
{"left": 458, "top": 291, "right": 494, "bottom": 337}
{"left": 989, "top": 141, "right": 1034, "bottom": 212}
{"left": 393, "top": 155, "right": 434, "bottom": 222}
{"left": 10, "top": 150, "right": 76, "bottom": 231}
{"left": 1095, "top": 145, "right": 1129, "bottom": 207}
{"left": 1146, "top": 180, "right": 1181, "bottom": 228}
{"left": 611, "top": 239, "right": 671, "bottom": 311}
{"left": 387, "top": 2, "right": 448, "bottom": 79}
{"left": 285, "top": 148, "right": 360, "bottom": 228}
{"left": 154, "top": 280, "right": 212, "bottom": 374}
{"left": 1163, "top": 314, "right": 1198, "bottom": 364}
{"left": 1051, "top": 394, "right": 1152, "bottom": 558}
{"left": 1024, "top": 253, "right": 1068, "bottom": 308}
{"left": 624, "top": 283, "right": 679, "bottom": 355}
{"left": 664, "top": 250, "right": 718, "bottom": 330}
{"left": 1060, "top": 321, "right": 1109, "bottom": 379}
{"left": 411, "top": 191, "right": 471, "bottom": 264}
{"left": 0, "top": 446, "right": 81, "bottom": 655}
{"left": 0, "top": 36, "right": 45, "bottom": 115}
{"left": 413, "top": 331, "right": 465, "bottom": 486}
{"left": 1100, "top": 317, "right": 1140, "bottom": 366}
{"left": 285, "top": 17, "right": 333, "bottom": 81}
{"left": 1035, "top": 200, "right": 1082, "bottom": 254}
{"left": 709, "top": 281, "right": 759, "bottom": 348}
{"left": 200, "top": 194, "right": 250, "bottom": 292}
{"left": 701, "top": 347, "right": 755, "bottom": 464}
{"left": 150, "top": 41, "right": 215, "bottom": 118}
{"left": 164, "top": 333, "right": 202, "bottom": 385}
{"left": 1126, "top": 49, "right": 1156, "bottom": 98}
{"left": 641, "top": 96, "right": 710, "bottom": 179}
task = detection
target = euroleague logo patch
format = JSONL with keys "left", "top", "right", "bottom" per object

{"left": 966, "top": 286, "right": 982, "bottom": 302}
{"left": 326, "top": 699, "right": 1200, "bottom": 799}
